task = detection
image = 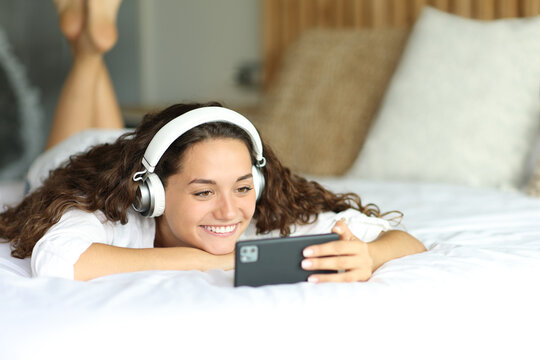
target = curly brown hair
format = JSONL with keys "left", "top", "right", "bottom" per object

{"left": 0, "top": 102, "right": 390, "bottom": 259}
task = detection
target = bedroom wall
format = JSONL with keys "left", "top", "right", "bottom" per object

{"left": 137, "top": 0, "right": 262, "bottom": 108}
{"left": 0, "top": 0, "right": 261, "bottom": 180}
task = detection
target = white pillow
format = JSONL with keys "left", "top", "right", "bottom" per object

{"left": 347, "top": 7, "right": 540, "bottom": 189}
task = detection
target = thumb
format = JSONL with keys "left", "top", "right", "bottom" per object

{"left": 332, "top": 218, "right": 347, "bottom": 237}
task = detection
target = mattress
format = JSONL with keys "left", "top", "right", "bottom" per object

{"left": 1, "top": 178, "right": 539, "bottom": 360}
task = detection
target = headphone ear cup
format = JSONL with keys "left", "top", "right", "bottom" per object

{"left": 133, "top": 180, "right": 151, "bottom": 215}
{"left": 133, "top": 173, "right": 165, "bottom": 217}
{"left": 145, "top": 173, "right": 166, "bottom": 217}
{"left": 252, "top": 165, "right": 265, "bottom": 201}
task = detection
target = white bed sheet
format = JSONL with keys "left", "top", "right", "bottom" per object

{"left": 1, "top": 179, "right": 540, "bottom": 360}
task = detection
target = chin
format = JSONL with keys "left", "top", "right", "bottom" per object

{"left": 197, "top": 228, "right": 241, "bottom": 255}
{"left": 203, "top": 242, "right": 235, "bottom": 255}
{"left": 200, "top": 239, "right": 236, "bottom": 255}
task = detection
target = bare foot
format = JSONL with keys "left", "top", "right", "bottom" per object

{"left": 53, "top": 0, "right": 84, "bottom": 41}
{"left": 87, "top": 0, "right": 123, "bottom": 52}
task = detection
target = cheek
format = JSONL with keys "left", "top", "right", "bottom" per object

{"left": 242, "top": 195, "right": 257, "bottom": 218}
{"left": 173, "top": 199, "right": 210, "bottom": 223}
{"left": 164, "top": 194, "right": 201, "bottom": 227}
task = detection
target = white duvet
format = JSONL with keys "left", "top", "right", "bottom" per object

{"left": 1, "top": 179, "right": 539, "bottom": 360}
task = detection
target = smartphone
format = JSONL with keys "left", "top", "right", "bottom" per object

{"left": 234, "top": 233, "right": 340, "bottom": 287}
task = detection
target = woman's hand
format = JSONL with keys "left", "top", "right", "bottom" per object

{"left": 301, "top": 219, "right": 374, "bottom": 283}
{"left": 301, "top": 219, "right": 426, "bottom": 284}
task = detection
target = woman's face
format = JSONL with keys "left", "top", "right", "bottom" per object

{"left": 156, "top": 138, "right": 257, "bottom": 254}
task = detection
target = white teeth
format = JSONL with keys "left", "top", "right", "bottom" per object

{"left": 203, "top": 225, "right": 236, "bottom": 234}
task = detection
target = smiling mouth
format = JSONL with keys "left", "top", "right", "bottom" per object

{"left": 201, "top": 224, "right": 239, "bottom": 236}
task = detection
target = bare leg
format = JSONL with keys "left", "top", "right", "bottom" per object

{"left": 46, "top": 21, "right": 102, "bottom": 149}
{"left": 94, "top": 62, "right": 124, "bottom": 129}
{"left": 89, "top": 0, "right": 124, "bottom": 128}
{"left": 47, "top": 0, "right": 123, "bottom": 149}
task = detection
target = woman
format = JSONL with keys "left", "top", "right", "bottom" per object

{"left": 0, "top": 1, "right": 425, "bottom": 281}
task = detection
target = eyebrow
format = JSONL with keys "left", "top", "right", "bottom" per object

{"left": 188, "top": 173, "right": 253, "bottom": 185}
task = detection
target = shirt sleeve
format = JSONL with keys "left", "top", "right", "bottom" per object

{"left": 288, "top": 208, "right": 391, "bottom": 242}
{"left": 240, "top": 208, "right": 391, "bottom": 242}
{"left": 31, "top": 209, "right": 109, "bottom": 279}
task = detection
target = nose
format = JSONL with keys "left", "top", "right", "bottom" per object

{"left": 213, "top": 193, "right": 237, "bottom": 220}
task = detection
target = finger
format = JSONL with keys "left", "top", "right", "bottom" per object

{"left": 303, "top": 239, "right": 364, "bottom": 258}
{"left": 332, "top": 220, "right": 359, "bottom": 242}
{"left": 308, "top": 269, "right": 372, "bottom": 284}
{"left": 331, "top": 218, "right": 347, "bottom": 235}
{"left": 301, "top": 254, "right": 364, "bottom": 272}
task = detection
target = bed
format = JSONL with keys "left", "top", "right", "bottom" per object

{"left": 2, "top": 1, "right": 540, "bottom": 359}
{"left": 1, "top": 179, "right": 540, "bottom": 359}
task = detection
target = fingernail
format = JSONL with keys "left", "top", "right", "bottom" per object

{"left": 303, "top": 248, "right": 313, "bottom": 256}
{"left": 308, "top": 276, "right": 319, "bottom": 283}
{"left": 301, "top": 259, "right": 312, "bottom": 269}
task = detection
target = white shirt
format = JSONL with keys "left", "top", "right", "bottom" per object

{"left": 31, "top": 208, "right": 390, "bottom": 279}
{"left": 29, "top": 131, "right": 392, "bottom": 279}
{"left": 31, "top": 209, "right": 155, "bottom": 279}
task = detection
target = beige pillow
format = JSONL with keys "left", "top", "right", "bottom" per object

{"left": 257, "top": 28, "right": 409, "bottom": 176}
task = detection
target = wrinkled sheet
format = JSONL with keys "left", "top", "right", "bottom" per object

{"left": 1, "top": 179, "right": 539, "bottom": 360}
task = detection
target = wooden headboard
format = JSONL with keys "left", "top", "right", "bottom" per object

{"left": 262, "top": 0, "right": 540, "bottom": 87}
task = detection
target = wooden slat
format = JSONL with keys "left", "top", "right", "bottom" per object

{"left": 523, "top": 0, "right": 540, "bottom": 16}
{"left": 353, "top": 0, "right": 368, "bottom": 27}
{"left": 411, "top": 0, "right": 429, "bottom": 19}
{"left": 299, "top": 0, "right": 315, "bottom": 30}
{"left": 335, "top": 0, "right": 346, "bottom": 27}
{"left": 262, "top": 0, "right": 280, "bottom": 88}
{"left": 315, "top": 0, "right": 333, "bottom": 27}
{"left": 474, "top": 0, "right": 497, "bottom": 19}
{"left": 430, "top": 0, "right": 450, "bottom": 11}
{"left": 451, "top": 0, "right": 473, "bottom": 17}
{"left": 368, "top": 0, "right": 388, "bottom": 28}
{"left": 521, "top": 0, "right": 540, "bottom": 16}
{"left": 281, "top": 0, "right": 297, "bottom": 46}
{"left": 496, "top": 0, "right": 520, "bottom": 17}
{"left": 340, "top": 0, "right": 357, "bottom": 26}
{"left": 391, "top": 0, "right": 410, "bottom": 26}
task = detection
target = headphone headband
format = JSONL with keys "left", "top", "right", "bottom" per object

{"left": 142, "top": 107, "right": 264, "bottom": 173}
{"left": 133, "top": 106, "right": 266, "bottom": 217}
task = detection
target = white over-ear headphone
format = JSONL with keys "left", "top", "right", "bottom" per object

{"left": 132, "top": 106, "right": 266, "bottom": 218}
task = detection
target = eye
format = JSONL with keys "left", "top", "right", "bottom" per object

{"left": 193, "top": 190, "right": 213, "bottom": 198}
{"left": 236, "top": 186, "right": 253, "bottom": 194}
